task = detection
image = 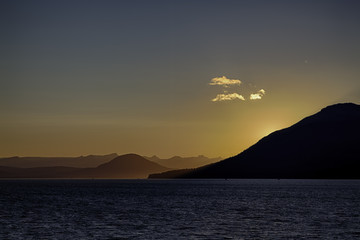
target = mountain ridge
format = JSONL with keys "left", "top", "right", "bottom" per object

{"left": 0, "top": 154, "right": 168, "bottom": 179}
{"left": 150, "top": 103, "right": 360, "bottom": 179}
{"left": 0, "top": 153, "right": 220, "bottom": 169}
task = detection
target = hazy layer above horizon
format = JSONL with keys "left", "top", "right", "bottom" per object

{"left": 1, "top": 0, "right": 360, "bottom": 158}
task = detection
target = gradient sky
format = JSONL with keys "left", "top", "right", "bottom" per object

{"left": 1, "top": 0, "right": 360, "bottom": 158}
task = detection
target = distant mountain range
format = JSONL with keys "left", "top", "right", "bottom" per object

{"left": 0, "top": 154, "right": 168, "bottom": 179}
{"left": 149, "top": 103, "right": 360, "bottom": 179}
{"left": 0, "top": 154, "right": 220, "bottom": 170}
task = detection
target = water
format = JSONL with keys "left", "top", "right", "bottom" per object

{"left": 0, "top": 179, "right": 359, "bottom": 239}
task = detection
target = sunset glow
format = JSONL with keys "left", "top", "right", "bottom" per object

{"left": 1, "top": 2, "right": 359, "bottom": 239}
{"left": 1, "top": 0, "right": 360, "bottom": 159}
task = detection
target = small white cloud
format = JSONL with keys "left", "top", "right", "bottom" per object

{"left": 212, "top": 93, "right": 245, "bottom": 102}
{"left": 250, "top": 89, "right": 266, "bottom": 100}
{"left": 250, "top": 93, "right": 262, "bottom": 100}
{"left": 209, "top": 76, "right": 241, "bottom": 86}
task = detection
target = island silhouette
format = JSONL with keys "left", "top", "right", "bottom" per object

{"left": 0, "top": 154, "right": 222, "bottom": 178}
{"left": 0, "top": 154, "right": 169, "bottom": 179}
{"left": 149, "top": 103, "right": 360, "bottom": 179}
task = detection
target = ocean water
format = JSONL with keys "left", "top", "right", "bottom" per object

{"left": 0, "top": 179, "right": 359, "bottom": 239}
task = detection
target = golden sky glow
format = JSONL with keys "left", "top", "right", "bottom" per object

{"left": 1, "top": 1, "right": 360, "bottom": 158}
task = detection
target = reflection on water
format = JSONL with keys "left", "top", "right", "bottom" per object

{"left": 0, "top": 179, "right": 359, "bottom": 239}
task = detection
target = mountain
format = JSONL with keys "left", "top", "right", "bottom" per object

{"left": 77, "top": 154, "right": 169, "bottom": 178}
{"left": 0, "top": 153, "right": 118, "bottom": 168}
{"left": 0, "top": 153, "right": 221, "bottom": 170}
{"left": 150, "top": 103, "right": 360, "bottom": 179}
{"left": 144, "top": 155, "right": 222, "bottom": 169}
{"left": 0, "top": 154, "right": 169, "bottom": 179}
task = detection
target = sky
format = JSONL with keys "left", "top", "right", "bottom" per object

{"left": 1, "top": 0, "right": 360, "bottom": 158}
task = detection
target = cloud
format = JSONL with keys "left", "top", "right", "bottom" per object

{"left": 250, "top": 89, "right": 266, "bottom": 100}
{"left": 212, "top": 93, "right": 245, "bottom": 102}
{"left": 209, "top": 76, "right": 266, "bottom": 102}
{"left": 250, "top": 93, "right": 262, "bottom": 100}
{"left": 209, "top": 76, "right": 241, "bottom": 86}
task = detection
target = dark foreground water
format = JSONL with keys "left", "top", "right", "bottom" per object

{"left": 0, "top": 179, "right": 359, "bottom": 239}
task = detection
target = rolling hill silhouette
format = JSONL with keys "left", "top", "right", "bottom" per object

{"left": 0, "top": 154, "right": 168, "bottom": 179}
{"left": 150, "top": 103, "right": 360, "bottom": 179}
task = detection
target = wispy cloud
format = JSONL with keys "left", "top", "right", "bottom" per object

{"left": 250, "top": 89, "right": 266, "bottom": 100}
{"left": 212, "top": 93, "right": 245, "bottom": 102}
{"left": 209, "top": 76, "right": 241, "bottom": 87}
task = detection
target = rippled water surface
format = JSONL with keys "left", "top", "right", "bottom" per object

{"left": 0, "top": 179, "right": 359, "bottom": 239}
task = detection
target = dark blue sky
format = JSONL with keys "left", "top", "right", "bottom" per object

{"left": 1, "top": 0, "right": 360, "bottom": 157}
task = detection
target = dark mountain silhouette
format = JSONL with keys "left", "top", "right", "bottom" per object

{"left": 144, "top": 155, "right": 222, "bottom": 169}
{"left": 150, "top": 103, "right": 360, "bottom": 179}
{"left": 0, "top": 153, "right": 118, "bottom": 168}
{"left": 0, "top": 154, "right": 168, "bottom": 179}
{"left": 75, "top": 154, "right": 169, "bottom": 178}
{"left": 0, "top": 153, "right": 221, "bottom": 170}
